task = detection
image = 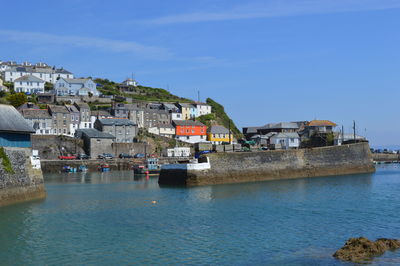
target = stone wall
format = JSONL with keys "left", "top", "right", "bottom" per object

{"left": 372, "top": 153, "right": 400, "bottom": 162}
{"left": 159, "top": 143, "right": 375, "bottom": 186}
{"left": 0, "top": 147, "right": 46, "bottom": 207}
{"left": 32, "top": 135, "right": 85, "bottom": 159}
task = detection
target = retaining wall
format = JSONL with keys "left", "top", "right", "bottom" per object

{"left": 159, "top": 143, "right": 375, "bottom": 186}
{"left": 0, "top": 147, "right": 46, "bottom": 207}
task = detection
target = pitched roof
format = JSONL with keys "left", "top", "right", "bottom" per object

{"left": 48, "top": 105, "right": 69, "bottom": 113}
{"left": 17, "top": 102, "right": 40, "bottom": 110}
{"left": 77, "top": 129, "right": 115, "bottom": 139}
{"left": 271, "top": 132, "right": 300, "bottom": 139}
{"left": 14, "top": 75, "right": 45, "bottom": 83}
{"left": 208, "top": 125, "right": 229, "bottom": 134}
{"left": 55, "top": 68, "right": 72, "bottom": 74}
{"left": 74, "top": 102, "right": 90, "bottom": 110}
{"left": 262, "top": 122, "right": 299, "bottom": 129}
{"left": 62, "top": 78, "right": 91, "bottom": 84}
{"left": 308, "top": 120, "right": 337, "bottom": 127}
{"left": 20, "top": 109, "right": 51, "bottom": 119}
{"left": 98, "top": 118, "right": 136, "bottom": 126}
{"left": 0, "top": 104, "right": 35, "bottom": 133}
{"left": 172, "top": 120, "right": 205, "bottom": 127}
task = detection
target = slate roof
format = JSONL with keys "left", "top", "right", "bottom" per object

{"left": 208, "top": 125, "right": 229, "bottom": 134}
{"left": 262, "top": 122, "right": 299, "bottom": 129}
{"left": 48, "top": 105, "right": 69, "bottom": 113}
{"left": 172, "top": 120, "right": 205, "bottom": 127}
{"left": 243, "top": 127, "right": 261, "bottom": 134}
{"left": 63, "top": 78, "right": 90, "bottom": 84}
{"left": 74, "top": 102, "right": 90, "bottom": 110}
{"left": 17, "top": 102, "right": 40, "bottom": 110}
{"left": 308, "top": 120, "right": 337, "bottom": 127}
{"left": 98, "top": 118, "right": 136, "bottom": 126}
{"left": 270, "top": 132, "right": 300, "bottom": 139}
{"left": 0, "top": 104, "right": 35, "bottom": 133}
{"left": 55, "top": 68, "right": 72, "bottom": 74}
{"left": 77, "top": 129, "right": 115, "bottom": 139}
{"left": 20, "top": 109, "right": 51, "bottom": 119}
{"left": 14, "top": 75, "right": 45, "bottom": 83}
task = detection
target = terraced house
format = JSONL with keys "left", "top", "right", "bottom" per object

{"left": 20, "top": 109, "right": 53, "bottom": 135}
{"left": 14, "top": 75, "right": 45, "bottom": 94}
{"left": 55, "top": 78, "right": 100, "bottom": 97}
{"left": 94, "top": 118, "right": 138, "bottom": 143}
{"left": 173, "top": 120, "right": 207, "bottom": 143}
{"left": 48, "top": 105, "right": 71, "bottom": 136}
{"left": 207, "top": 125, "right": 233, "bottom": 144}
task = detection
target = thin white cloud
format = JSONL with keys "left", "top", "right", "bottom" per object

{"left": 0, "top": 30, "right": 173, "bottom": 59}
{"left": 143, "top": 0, "right": 400, "bottom": 25}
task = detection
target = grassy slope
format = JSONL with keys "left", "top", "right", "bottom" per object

{"left": 197, "top": 98, "right": 243, "bottom": 139}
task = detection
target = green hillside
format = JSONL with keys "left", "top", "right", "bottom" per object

{"left": 94, "top": 78, "right": 192, "bottom": 103}
{"left": 197, "top": 98, "right": 243, "bottom": 139}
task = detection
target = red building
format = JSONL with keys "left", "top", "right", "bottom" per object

{"left": 173, "top": 120, "right": 207, "bottom": 143}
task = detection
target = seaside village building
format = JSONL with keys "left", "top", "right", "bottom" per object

{"left": 94, "top": 118, "right": 138, "bottom": 143}
{"left": 0, "top": 104, "right": 35, "bottom": 148}
{"left": 207, "top": 125, "right": 233, "bottom": 144}
{"left": 55, "top": 78, "right": 100, "bottom": 97}
{"left": 14, "top": 75, "right": 45, "bottom": 94}
{"left": 173, "top": 120, "right": 207, "bottom": 144}
{"left": 76, "top": 128, "right": 115, "bottom": 159}
{"left": 148, "top": 123, "right": 176, "bottom": 138}
{"left": 20, "top": 108, "right": 53, "bottom": 135}
{"left": 1, "top": 62, "right": 73, "bottom": 83}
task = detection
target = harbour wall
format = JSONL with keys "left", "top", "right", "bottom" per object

{"left": 0, "top": 147, "right": 46, "bottom": 207}
{"left": 41, "top": 157, "right": 190, "bottom": 173}
{"left": 372, "top": 153, "right": 400, "bottom": 162}
{"left": 159, "top": 143, "right": 375, "bottom": 186}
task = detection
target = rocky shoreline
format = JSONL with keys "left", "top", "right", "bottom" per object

{"left": 333, "top": 237, "right": 400, "bottom": 263}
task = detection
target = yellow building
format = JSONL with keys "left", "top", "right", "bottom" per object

{"left": 207, "top": 125, "right": 233, "bottom": 144}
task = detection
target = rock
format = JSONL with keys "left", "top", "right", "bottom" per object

{"left": 333, "top": 237, "right": 400, "bottom": 262}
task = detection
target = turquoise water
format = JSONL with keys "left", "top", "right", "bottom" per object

{"left": 1, "top": 165, "right": 400, "bottom": 265}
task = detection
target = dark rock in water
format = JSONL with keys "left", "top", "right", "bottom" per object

{"left": 333, "top": 237, "right": 400, "bottom": 262}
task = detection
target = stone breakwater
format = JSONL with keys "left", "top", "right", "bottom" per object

{"left": 0, "top": 147, "right": 46, "bottom": 207}
{"left": 159, "top": 143, "right": 375, "bottom": 186}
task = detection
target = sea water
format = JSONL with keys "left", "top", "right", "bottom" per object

{"left": 1, "top": 165, "right": 400, "bottom": 265}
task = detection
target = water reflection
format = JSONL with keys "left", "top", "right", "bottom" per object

{"left": 44, "top": 171, "right": 158, "bottom": 184}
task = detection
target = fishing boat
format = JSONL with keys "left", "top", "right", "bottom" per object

{"left": 99, "top": 163, "right": 110, "bottom": 172}
{"left": 78, "top": 165, "right": 88, "bottom": 172}
{"left": 63, "top": 166, "right": 77, "bottom": 173}
{"left": 133, "top": 158, "right": 160, "bottom": 174}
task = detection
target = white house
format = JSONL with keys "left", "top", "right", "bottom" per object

{"left": 148, "top": 124, "right": 176, "bottom": 138}
{"left": 14, "top": 75, "right": 45, "bottom": 94}
{"left": 121, "top": 78, "right": 138, "bottom": 87}
{"left": 269, "top": 132, "right": 300, "bottom": 149}
{"left": 163, "top": 147, "right": 191, "bottom": 157}
{"left": 195, "top": 102, "right": 212, "bottom": 117}
{"left": 3, "top": 65, "right": 73, "bottom": 83}
{"left": 55, "top": 78, "right": 100, "bottom": 97}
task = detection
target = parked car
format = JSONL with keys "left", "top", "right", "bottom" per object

{"left": 98, "top": 153, "right": 113, "bottom": 159}
{"left": 119, "top": 153, "right": 133, "bottom": 159}
{"left": 134, "top": 153, "right": 146, "bottom": 158}
{"left": 77, "top": 154, "right": 90, "bottom": 160}
{"left": 58, "top": 155, "right": 77, "bottom": 160}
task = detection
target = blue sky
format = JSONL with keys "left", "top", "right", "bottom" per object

{"left": 1, "top": 0, "right": 400, "bottom": 146}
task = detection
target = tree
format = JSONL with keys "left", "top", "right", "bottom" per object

{"left": 6, "top": 93, "right": 27, "bottom": 107}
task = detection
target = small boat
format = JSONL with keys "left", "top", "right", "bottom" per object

{"left": 133, "top": 158, "right": 160, "bottom": 174}
{"left": 133, "top": 165, "right": 148, "bottom": 175}
{"left": 99, "top": 163, "right": 110, "bottom": 172}
{"left": 63, "top": 166, "right": 77, "bottom": 173}
{"left": 78, "top": 165, "right": 88, "bottom": 172}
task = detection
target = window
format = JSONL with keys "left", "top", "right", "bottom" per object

{"left": 290, "top": 138, "right": 295, "bottom": 143}
{"left": 192, "top": 130, "right": 195, "bottom": 133}
{"left": 63, "top": 129, "right": 66, "bottom": 134}
{"left": 186, "top": 136, "right": 189, "bottom": 140}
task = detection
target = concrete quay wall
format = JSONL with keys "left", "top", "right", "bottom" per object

{"left": 0, "top": 147, "right": 46, "bottom": 207}
{"left": 159, "top": 143, "right": 375, "bottom": 186}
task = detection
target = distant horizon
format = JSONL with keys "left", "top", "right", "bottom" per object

{"left": 1, "top": 0, "right": 399, "bottom": 146}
